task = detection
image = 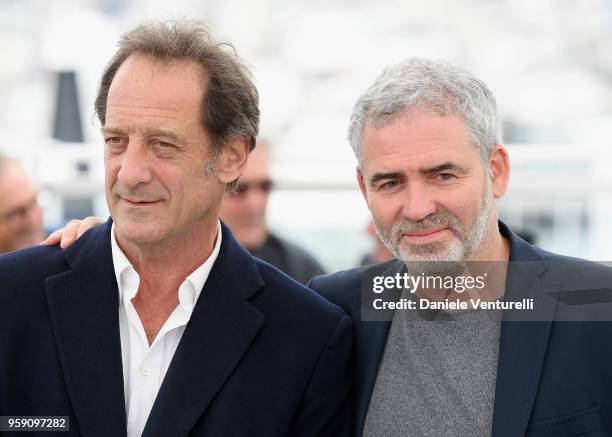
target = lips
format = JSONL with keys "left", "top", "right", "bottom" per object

{"left": 121, "top": 197, "right": 161, "bottom": 206}
{"left": 402, "top": 227, "right": 450, "bottom": 244}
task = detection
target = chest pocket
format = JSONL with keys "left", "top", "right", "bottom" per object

{"left": 526, "top": 406, "right": 609, "bottom": 437}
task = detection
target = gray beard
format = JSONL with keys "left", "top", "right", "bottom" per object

{"left": 374, "top": 182, "right": 495, "bottom": 276}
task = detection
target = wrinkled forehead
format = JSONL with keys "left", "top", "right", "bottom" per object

{"left": 106, "top": 55, "right": 207, "bottom": 116}
{"left": 360, "top": 112, "right": 477, "bottom": 170}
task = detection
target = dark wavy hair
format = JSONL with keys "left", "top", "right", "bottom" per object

{"left": 95, "top": 19, "right": 259, "bottom": 186}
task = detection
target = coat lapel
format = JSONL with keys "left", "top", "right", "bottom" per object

{"left": 354, "top": 319, "right": 391, "bottom": 437}
{"left": 491, "top": 224, "right": 560, "bottom": 437}
{"left": 142, "top": 222, "right": 265, "bottom": 437}
{"left": 45, "top": 220, "right": 127, "bottom": 437}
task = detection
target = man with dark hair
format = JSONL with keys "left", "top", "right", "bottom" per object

{"left": 0, "top": 20, "right": 352, "bottom": 437}
{"left": 0, "top": 154, "right": 44, "bottom": 254}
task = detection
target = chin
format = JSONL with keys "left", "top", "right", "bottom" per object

{"left": 398, "top": 240, "right": 465, "bottom": 263}
{"left": 115, "top": 221, "right": 163, "bottom": 246}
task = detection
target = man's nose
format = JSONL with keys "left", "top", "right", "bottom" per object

{"left": 116, "top": 144, "right": 153, "bottom": 187}
{"left": 400, "top": 181, "right": 437, "bottom": 222}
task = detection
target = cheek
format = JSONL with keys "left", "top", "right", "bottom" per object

{"left": 33, "top": 207, "right": 43, "bottom": 224}
{"left": 180, "top": 176, "right": 218, "bottom": 211}
{"left": 253, "top": 194, "right": 269, "bottom": 212}
{"left": 439, "top": 185, "right": 483, "bottom": 219}
{"left": 223, "top": 200, "right": 242, "bottom": 217}
{"left": 104, "top": 160, "right": 120, "bottom": 187}
{"left": 369, "top": 197, "right": 400, "bottom": 226}
{"left": 149, "top": 164, "right": 184, "bottom": 199}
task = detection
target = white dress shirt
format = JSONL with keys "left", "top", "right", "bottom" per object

{"left": 111, "top": 222, "right": 222, "bottom": 437}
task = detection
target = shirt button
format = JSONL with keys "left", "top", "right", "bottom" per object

{"left": 142, "top": 366, "right": 151, "bottom": 376}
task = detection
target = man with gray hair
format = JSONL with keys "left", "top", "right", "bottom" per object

{"left": 310, "top": 58, "right": 612, "bottom": 436}
{"left": 0, "top": 20, "right": 352, "bottom": 437}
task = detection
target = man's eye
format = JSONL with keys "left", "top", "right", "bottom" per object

{"left": 437, "top": 173, "right": 456, "bottom": 181}
{"left": 105, "top": 137, "right": 127, "bottom": 152}
{"left": 155, "top": 141, "right": 175, "bottom": 149}
{"left": 380, "top": 180, "right": 399, "bottom": 190}
{"left": 105, "top": 137, "right": 125, "bottom": 145}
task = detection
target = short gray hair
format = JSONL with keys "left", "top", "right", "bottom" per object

{"left": 348, "top": 58, "right": 502, "bottom": 164}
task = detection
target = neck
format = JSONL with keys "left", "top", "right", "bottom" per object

{"left": 467, "top": 219, "right": 510, "bottom": 263}
{"left": 461, "top": 220, "right": 511, "bottom": 301}
{"left": 116, "top": 218, "right": 219, "bottom": 290}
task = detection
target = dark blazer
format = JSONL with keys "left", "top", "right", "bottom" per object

{"left": 0, "top": 220, "right": 353, "bottom": 437}
{"left": 309, "top": 222, "right": 612, "bottom": 437}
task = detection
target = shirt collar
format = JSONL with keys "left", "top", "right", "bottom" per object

{"left": 111, "top": 220, "right": 223, "bottom": 309}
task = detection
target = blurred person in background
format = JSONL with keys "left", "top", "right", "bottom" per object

{"left": 0, "top": 153, "right": 44, "bottom": 254}
{"left": 220, "top": 139, "right": 325, "bottom": 284}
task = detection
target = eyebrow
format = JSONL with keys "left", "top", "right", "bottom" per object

{"left": 100, "top": 126, "right": 123, "bottom": 136}
{"left": 368, "top": 162, "right": 468, "bottom": 186}
{"left": 421, "top": 162, "right": 468, "bottom": 175}
{"left": 369, "top": 172, "right": 404, "bottom": 187}
{"left": 100, "top": 127, "right": 182, "bottom": 142}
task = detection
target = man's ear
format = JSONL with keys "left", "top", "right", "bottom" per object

{"left": 216, "top": 139, "right": 250, "bottom": 184}
{"left": 488, "top": 144, "right": 510, "bottom": 199}
{"left": 356, "top": 166, "right": 370, "bottom": 206}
